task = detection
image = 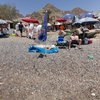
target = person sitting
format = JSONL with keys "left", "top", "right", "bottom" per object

{"left": 58, "top": 29, "right": 66, "bottom": 37}
{"left": 69, "top": 31, "right": 82, "bottom": 49}
{"left": 56, "top": 29, "right": 68, "bottom": 48}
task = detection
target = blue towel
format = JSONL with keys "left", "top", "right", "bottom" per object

{"left": 28, "top": 45, "right": 59, "bottom": 54}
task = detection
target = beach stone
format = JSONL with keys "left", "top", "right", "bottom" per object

{"left": 0, "top": 32, "right": 100, "bottom": 100}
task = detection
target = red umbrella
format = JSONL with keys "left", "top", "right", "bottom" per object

{"left": 21, "top": 17, "right": 39, "bottom": 23}
{"left": 56, "top": 18, "right": 66, "bottom": 22}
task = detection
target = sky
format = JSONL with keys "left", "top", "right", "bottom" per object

{"left": 0, "top": 0, "right": 100, "bottom": 16}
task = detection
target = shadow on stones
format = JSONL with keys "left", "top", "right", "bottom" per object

{"left": 0, "top": 34, "right": 9, "bottom": 38}
{"left": 37, "top": 53, "right": 47, "bottom": 58}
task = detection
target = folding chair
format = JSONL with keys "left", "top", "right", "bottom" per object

{"left": 56, "top": 36, "right": 68, "bottom": 48}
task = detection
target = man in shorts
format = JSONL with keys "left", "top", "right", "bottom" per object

{"left": 69, "top": 31, "right": 82, "bottom": 49}
{"left": 18, "top": 22, "right": 24, "bottom": 37}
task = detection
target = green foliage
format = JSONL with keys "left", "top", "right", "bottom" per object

{"left": 0, "top": 4, "right": 22, "bottom": 20}
{"left": 13, "top": 21, "right": 19, "bottom": 29}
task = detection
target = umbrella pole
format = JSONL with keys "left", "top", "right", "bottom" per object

{"left": 42, "top": 41, "right": 47, "bottom": 57}
{"left": 44, "top": 41, "right": 47, "bottom": 57}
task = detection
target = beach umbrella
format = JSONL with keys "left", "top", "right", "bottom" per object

{"left": 38, "top": 11, "right": 48, "bottom": 41}
{"left": 63, "top": 14, "right": 75, "bottom": 20}
{"left": 21, "top": 17, "right": 39, "bottom": 23}
{"left": 80, "top": 12, "right": 94, "bottom": 18}
{"left": 73, "top": 17, "right": 99, "bottom": 25}
{"left": 56, "top": 18, "right": 66, "bottom": 22}
{"left": 0, "top": 19, "right": 7, "bottom": 24}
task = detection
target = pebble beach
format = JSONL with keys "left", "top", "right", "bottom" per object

{"left": 0, "top": 32, "right": 100, "bottom": 100}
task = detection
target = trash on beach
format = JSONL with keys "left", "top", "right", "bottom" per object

{"left": 88, "top": 55, "right": 94, "bottom": 59}
{"left": 91, "top": 93, "right": 96, "bottom": 96}
{"left": 9, "top": 33, "right": 16, "bottom": 36}
{"left": 0, "top": 82, "right": 4, "bottom": 85}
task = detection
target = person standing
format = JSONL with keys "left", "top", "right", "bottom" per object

{"left": 18, "top": 22, "right": 24, "bottom": 37}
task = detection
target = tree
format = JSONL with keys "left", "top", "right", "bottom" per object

{"left": 0, "top": 4, "right": 22, "bottom": 20}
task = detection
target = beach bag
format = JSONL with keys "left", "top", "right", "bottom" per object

{"left": 88, "top": 39, "right": 92, "bottom": 44}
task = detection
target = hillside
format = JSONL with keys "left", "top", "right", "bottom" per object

{"left": 70, "top": 7, "right": 87, "bottom": 16}
{"left": 27, "top": 3, "right": 88, "bottom": 23}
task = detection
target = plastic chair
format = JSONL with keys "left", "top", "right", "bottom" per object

{"left": 56, "top": 36, "right": 68, "bottom": 48}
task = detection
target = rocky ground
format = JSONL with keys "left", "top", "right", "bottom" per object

{"left": 0, "top": 32, "right": 100, "bottom": 100}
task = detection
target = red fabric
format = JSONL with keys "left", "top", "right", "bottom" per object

{"left": 56, "top": 18, "right": 66, "bottom": 22}
{"left": 88, "top": 39, "right": 93, "bottom": 44}
{"left": 21, "top": 17, "right": 39, "bottom": 23}
{"left": 60, "top": 25, "right": 65, "bottom": 30}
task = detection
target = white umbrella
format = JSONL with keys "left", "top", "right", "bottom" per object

{"left": 73, "top": 17, "right": 99, "bottom": 24}
{"left": 0, "top": 19, "right": 7, "bottom": 24}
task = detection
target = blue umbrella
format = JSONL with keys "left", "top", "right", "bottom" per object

{"left": 63, "top": 14, "right": 75, "bottom": 20}
{"left": 73, "top": 17, "right": 99, "bottom": 25}
{"left": 80, "top": 12, "right": 94, "bottom": 18}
